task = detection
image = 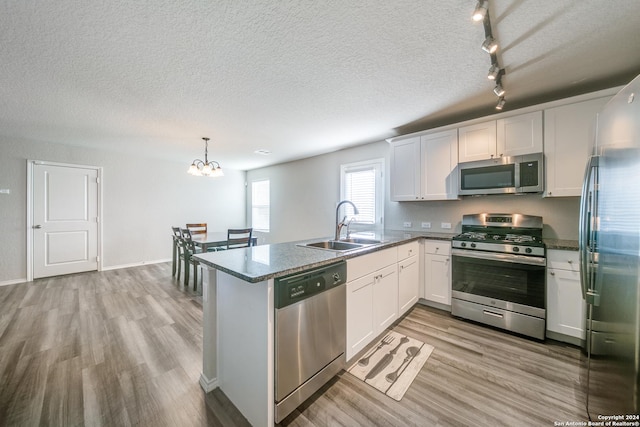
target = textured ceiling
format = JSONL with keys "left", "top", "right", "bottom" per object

{"left": 2, "top": 1, "right": 640, "bottom": 170}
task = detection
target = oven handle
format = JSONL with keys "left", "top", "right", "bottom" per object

{"left": 451, "top": 248, "right": 546, "bottom": 267}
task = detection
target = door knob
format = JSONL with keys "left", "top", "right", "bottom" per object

{"left": 33, "top": 225, "right": 42, "bottom": 229}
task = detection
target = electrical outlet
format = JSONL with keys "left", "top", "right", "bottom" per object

{"left": 0, "top": 189, "right": 10, "bottom": 194}
{"left": 421, "top": 222, "right": 431, "bottom": 229}
{"left": 441, "top": 222, "right": 452, "bottom": 229}
{"left": 403, "top": 221, "right": 412, "bottom": 228}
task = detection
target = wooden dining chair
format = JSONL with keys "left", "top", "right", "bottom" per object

{"left": 171, "top": 226, "right": 183, "bottom": 278}
{"left": 180, "top": 228, "right": 203, "bottom": 291}
{"left": 227, "top": 228, "right": 253, "bottom": 249}
{"left": 186, "top": 223, "right": 207, "bottom": 235}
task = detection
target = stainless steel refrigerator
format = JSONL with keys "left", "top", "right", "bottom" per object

{"left": 580, "top": 74, "right": 640, "bottom": 419}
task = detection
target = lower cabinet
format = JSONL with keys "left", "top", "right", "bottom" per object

{"left": 546, "top": 249, "right": 585, "bottom": 340}
{"left": 398, "top": 254, "right": 419, "bottom": 316}
{"left": 346, "top": 248, "right": 398, "bottom": 360}
{"left": 346, "top": 273, "right": 375, "bottom": 360}
{"left": 423, "top": 240, "right": 451, "bottom": 306}
{"left": 373, "top": 264, "right": 399, "bottom": 333}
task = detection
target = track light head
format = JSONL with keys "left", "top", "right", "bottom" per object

{"left": 495, "top": 97, "right": 506, "bottom": 110}
{"left": 482, "top": 36, "right": 498, "bottom": 54}
{"left": 472, "top": 1, "right": 488, "bottom": 22}
{"left": 493, "top": 83, "right": 505, "bottom": 97}
{"left": 487, "top": 64, "right": 500, "bottom": 80}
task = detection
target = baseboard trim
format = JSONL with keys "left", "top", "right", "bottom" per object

{"left": 102, "top": 258, "right": 171, "bottom": 271}
{"left": 199, "top": 373, "right": 218, "bottom": 393}
{"left": 545, "top": 330, "right": 584, "bottom": 347}
{"left": 0, "top": 278, "right": 28, "bottom": 287}
{"left": 418, "top": 298, "right": 452, "bottom": 312}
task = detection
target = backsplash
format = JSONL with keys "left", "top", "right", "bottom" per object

{"left": 385, "top": 194, "right": 579, "bottom": 240}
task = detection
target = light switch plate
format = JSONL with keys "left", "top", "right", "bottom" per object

{"left": 421, "top": 222, "right": 431, "bottom": 229}
{"left": 403, "top": 222, "right": 412, "bottom": 228}
{"left": 441, "top": 222, "right": 452, "bottom": 229}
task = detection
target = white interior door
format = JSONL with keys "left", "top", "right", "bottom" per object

{"left": 32, "top": 162, "right": 99, "bottom": 279}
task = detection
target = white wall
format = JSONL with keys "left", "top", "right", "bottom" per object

{"left": 246, "top": 140, "right": 581, "bottom": 244}
{"left": 0, "top": 137, "right": 246, "bottom": 284}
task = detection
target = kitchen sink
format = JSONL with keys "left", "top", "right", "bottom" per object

{"left": 339, "top": 238, "right": 381, "bottom": 245}
{"left": 300, "top": 238, "right": 381, "bottom": 252}
{"left": 302, "top": 240, "right": 365, "bottom": 251}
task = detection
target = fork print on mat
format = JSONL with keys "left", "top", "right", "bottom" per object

{"left": 357, "top": 334, "right": 394, "bottom": 367}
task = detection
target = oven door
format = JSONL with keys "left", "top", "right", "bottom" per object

{"left": 451, "top": 249, "right": 546, "bottom": 318}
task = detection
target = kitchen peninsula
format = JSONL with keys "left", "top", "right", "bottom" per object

{"left": 193, "top": 231, "right": 451, "bottom": 426}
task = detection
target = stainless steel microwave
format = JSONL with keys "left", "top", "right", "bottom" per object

{"left": 458, "top": 152, "right": 544, "bottom": 195}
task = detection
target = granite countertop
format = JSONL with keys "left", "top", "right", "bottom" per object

{"left": 193, "top": 230, "right": 455, "bottom": 283}
{"left": 544, "top": 239, "right": 578, "bottom": 251}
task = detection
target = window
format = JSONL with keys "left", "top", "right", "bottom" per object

{"left": 340, "top": 159, "right": 384, "bottom": 228}
{"left": 251, "top": 180, "right": 270, "bottom": 232}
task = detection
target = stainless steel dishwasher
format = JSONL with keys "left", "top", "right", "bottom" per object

{"left": 274, "top": 261, "right": 346, "bottom": 423}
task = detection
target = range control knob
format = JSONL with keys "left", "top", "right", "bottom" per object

{"left": 470, "top": 243, "right": 476, "bottom": 248}
{"left": 460, "top": 242, "right": 467, "bottom": 247}
{"left": 513, "top": 247, "right": 520, "bottom": 252}
{"left": 525, "top": 248, "right": 532, "bottom": 254}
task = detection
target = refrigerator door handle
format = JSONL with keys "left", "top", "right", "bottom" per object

{"left": 579, "top": 155, "right": 598, "bottom": 301}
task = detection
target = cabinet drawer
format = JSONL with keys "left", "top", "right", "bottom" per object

{"left": 397, "top": 241, "right": 420, "bottom": 261}
{"left": 347, "top": 247, "right": 397, "bottom": 281}
{"left": 547, "top": 249, "right": 579, "bottom": 272}
{"left": 423, "top": 240, "right": 451, "bottom": 256}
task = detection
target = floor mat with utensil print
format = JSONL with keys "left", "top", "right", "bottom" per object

{"left": 347, "top": 331, "right": 433, "bottom": 401}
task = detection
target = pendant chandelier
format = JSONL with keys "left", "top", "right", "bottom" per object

{"left": 187, "top": 137, "right": 224, "bottom": 177}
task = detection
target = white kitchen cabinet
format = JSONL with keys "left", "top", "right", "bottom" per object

{"left": 398, "top": 254, "right": 419, "bottom": 316}
{"left": 458, "top": 111, "right": 542, "bottom": 163}
{"left": 346, "top": 272, "right": 375, "bottom": 360}
{"left": 544, "top": 96, "right": 611, "bottom": 197}
{"left": 423, "top": 240, "right": 451, "bottom": 306}
{"left": 458, "top": 120, "right": 497, "bottom": 162}
{"left": 496, "top": 111, "right": 543, "bottom": 157}
{"left": 390, "top": 136, "right": 421, "bottom": 201}
{"left": 420, "top": 129, "right": 458, "bottom": 200}
{"left": 373, "top": 264, "right": 399, "bottom": 333}
{"left": 346, "top": 247, "right": 398, "bottom": 360}
{"left": 546, "top": 249, "right": 586, "bottom": 340}
{"left": 389, "top": 130, "right": 458, "bottom": 201}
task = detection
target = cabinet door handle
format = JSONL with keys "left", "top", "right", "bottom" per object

{"left": 550, "top": 271, "right": 555, "bottom": 276}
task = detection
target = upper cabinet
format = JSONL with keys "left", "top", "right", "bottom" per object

{"left": 544, "top": 96, "right": 611, "bottom": 197}
{"left": 458, "top": 111, "right": 543, "bottom": 163}
{"left": 390, "top": 129, "right": 458, "bottom": 201}
{"left": 390, "top": 136, "right": 421, "bottom": 201}
{"left": 458, "top": 121, "right": 497, "bottom": 162}
{"left": 497, "top": 111, "right": 543, "bottom": 157}
{"left": 420, "top": 130, "right": 458, "bottom": 201}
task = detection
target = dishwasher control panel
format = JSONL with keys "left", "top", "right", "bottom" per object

{"left": 275, "top": 261, "right": 346, "bottom": 308}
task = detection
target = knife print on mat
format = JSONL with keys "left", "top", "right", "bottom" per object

{"left": 365, "top": 336, "right": 409, "bottom": 380}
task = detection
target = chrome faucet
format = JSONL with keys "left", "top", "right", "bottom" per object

{"left": 335, "top": 200, "right": 359, "bottom": 240}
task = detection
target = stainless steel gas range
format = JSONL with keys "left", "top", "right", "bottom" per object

{"left": 451, "top": 213, "right": 546, "bottom": 340}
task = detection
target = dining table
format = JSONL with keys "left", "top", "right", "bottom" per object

{"left": 191, "top": 231, "right": 257, "bottom": 252}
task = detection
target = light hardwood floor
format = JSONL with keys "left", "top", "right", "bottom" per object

{"left": 0, "top": 263, "right": 588, "bottom": 426}
{"left": 0, "top": 263, "right": 249, "bottom": 426}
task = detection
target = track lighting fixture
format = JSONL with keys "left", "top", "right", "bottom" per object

{"left": 495, "top": 97, "right": 506, "bottom": 110}
{"left": 493, "top": 83, "right": 505, "bottom": 97}
{"left": 481, "top": 36, "right": 498, "bottom": 54}
{"left": 487, "top": 63, "right": 500, "bottom": 80}
{"left": 472, "top": 1, "right": 488, "bottom": 22}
